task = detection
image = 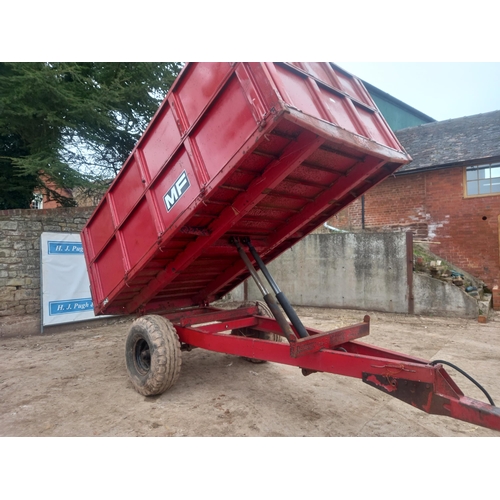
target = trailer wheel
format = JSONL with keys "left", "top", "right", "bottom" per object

{"left": 231, "top": 301, "right": 282, "bottom": 363}
{"left": 125, "top": 315, "right": 182, "bottom": 396}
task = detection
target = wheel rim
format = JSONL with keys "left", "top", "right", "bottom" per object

{"left": 134, "top": 338, "right": 151, "bottom": 374}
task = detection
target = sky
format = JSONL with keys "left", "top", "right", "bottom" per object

{"left": 334, "top": 62, "right": 500, "bottom": 121}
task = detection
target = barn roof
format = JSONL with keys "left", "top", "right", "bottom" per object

{"left": 395, "top": 109, "right": 500, "bottom": 173}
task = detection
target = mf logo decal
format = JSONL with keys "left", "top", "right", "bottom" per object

{"left": 163, "top": 170, "right": 190, "bottom": 212}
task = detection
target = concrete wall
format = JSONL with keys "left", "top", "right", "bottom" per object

{"left": 413, "top": 273, "right": 479, "bottom": 318}
{"left": 232, "top": 232, "right": 481, "bottom": 318}
{"left": 0, "top": 207, "right": 95, "bottom": 337}
{"left": 236, "top": 233, "right": 411, "bottom": 313}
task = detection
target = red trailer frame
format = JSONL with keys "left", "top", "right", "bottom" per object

{"left": 166, "top": 302, "right": 500, "bottom": 431}
{"left": 82, "top": 62, "right": 500, "bottom": 432}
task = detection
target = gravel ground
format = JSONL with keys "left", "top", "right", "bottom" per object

{"left": 1, "top": 305, "right": 499, "bottom": 437}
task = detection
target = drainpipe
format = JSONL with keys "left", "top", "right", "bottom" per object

{"left": 361, "top": 195, "right": 365, "bottom": 230}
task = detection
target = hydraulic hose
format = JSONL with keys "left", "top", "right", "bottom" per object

{"left": 430, "top": 359, "right": 495, "bottom": 406}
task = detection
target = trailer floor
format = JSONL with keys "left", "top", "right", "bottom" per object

{"left": 1, "top": 305, "right": 499, "bottom": 437}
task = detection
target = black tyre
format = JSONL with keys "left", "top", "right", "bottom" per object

{"left": 231, "top": 300, "right": 282, "bottom": 363}
{"left": 125, "top": 315, "right": 182, "bottom": 396}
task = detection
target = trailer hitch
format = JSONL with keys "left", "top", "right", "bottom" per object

{"left": 362, "top": 362, "right": 500, "bottom": 430}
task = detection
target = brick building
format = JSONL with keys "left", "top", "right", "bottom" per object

{"left": 31, "top": 175, "right": 74, "bottom": 209}
{"left": 332, "top": 110, "right": 500, "bottom": 307}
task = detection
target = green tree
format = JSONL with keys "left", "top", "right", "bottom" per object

{"left": 0, "top": 62, "right": 182, "bottom": 209}
{"left": 0, "top": 133, "right": 39, "bottom": 209}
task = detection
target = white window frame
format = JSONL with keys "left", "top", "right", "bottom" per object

{"left": 32, "top": 192, "right": 44, "bottom": 209}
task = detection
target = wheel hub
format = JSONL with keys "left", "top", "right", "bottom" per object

{"left": 134, "top": 338, "right": 151, "bottom": 374}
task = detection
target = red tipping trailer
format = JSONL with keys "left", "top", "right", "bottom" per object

{"left": 82, "top": 62, "right": 500, "bottom": 431}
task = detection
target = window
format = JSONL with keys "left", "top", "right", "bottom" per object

{"left": 31, "top": 193, "right": 43, "bottom": 209}
{"left": 465, "top": 163, "right": 500, "bottom": 196}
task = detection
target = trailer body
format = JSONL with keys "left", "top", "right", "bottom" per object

{"left": 82, "top": 62, "right": 409, "bottom": 316}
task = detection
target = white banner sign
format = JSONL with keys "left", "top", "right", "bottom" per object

{"left": 41, "top": 232, "right": 101, "bottom": 328}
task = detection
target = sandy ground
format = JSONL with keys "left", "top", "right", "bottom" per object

{"left": 1, "top": 304, "right": 499, "bottom": 437}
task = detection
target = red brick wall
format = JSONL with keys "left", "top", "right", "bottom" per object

{"left": 33, "top": 174, "right": 74, "bottom": 209}
{"left": 330, "top": 166, "right": 500, "bottom": 306}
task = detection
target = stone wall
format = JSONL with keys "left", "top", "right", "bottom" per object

{"left": 0, "top": 207, "right": 95, "bottom": 337}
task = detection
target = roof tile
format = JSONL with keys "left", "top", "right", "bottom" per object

{"left": 395, "top": 110, "right": 500, "bottom": 172}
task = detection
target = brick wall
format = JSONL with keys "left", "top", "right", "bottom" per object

{"left": 0, "top": 207, "right": 95, "bottom": 336}
{"left": 330, "top": 166, "right": 500, "bottom": 307}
